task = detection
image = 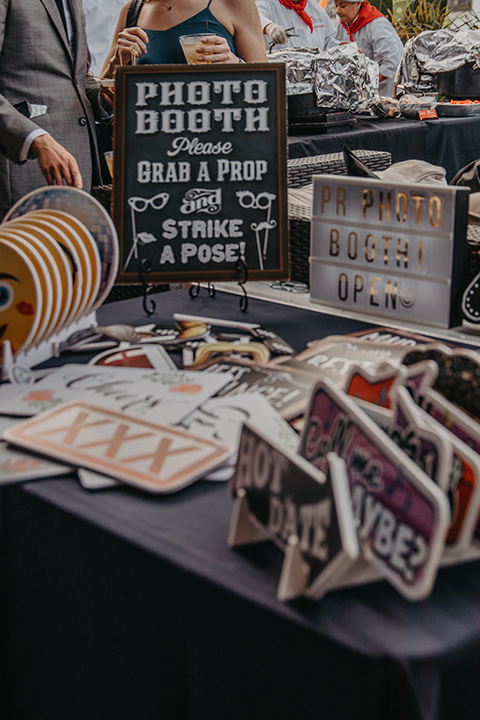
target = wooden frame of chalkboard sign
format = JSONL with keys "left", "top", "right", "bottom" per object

{"left": 112, "top": 63, "right": 288, "bottom": 284}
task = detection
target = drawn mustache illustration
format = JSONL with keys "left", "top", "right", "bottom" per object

{"left": 236, "top": 191, "right": 277, "bottom": 270}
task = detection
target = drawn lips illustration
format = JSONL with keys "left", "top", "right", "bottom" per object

{"left": 16, "top": 301, "right": 35, "bottom": 315}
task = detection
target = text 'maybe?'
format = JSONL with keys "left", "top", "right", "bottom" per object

{"left": 299, "top": 379, "right": 451, "bottom": 600}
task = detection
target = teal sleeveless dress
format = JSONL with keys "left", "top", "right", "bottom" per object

{"left": 137, "top": 0, "right": 236, "bottom": 64}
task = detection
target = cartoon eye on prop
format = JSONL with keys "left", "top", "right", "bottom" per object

{"left": 0, "top": 279, "right": 15, "bottom": 311}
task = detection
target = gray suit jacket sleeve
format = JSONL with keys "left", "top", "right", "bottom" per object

{"left": 0, "top": 2, "right": 40, "bottom": 160}
{"left": 0, "top": 0, "right": 99, "bottom": 167}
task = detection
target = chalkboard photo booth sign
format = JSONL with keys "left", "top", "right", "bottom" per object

{"left": 113, "top": 64, "right": 288, "bottom": 284}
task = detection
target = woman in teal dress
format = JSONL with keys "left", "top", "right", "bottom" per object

{"left": 100, "top": 0, "right": 267, "bottom": 74}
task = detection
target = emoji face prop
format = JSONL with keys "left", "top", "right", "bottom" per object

{"left": 0, "top": 240, "right": 42, "bottom": 355}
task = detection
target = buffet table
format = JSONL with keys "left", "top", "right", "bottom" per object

{"left": 1, "top": 288, "right": 480, "bottom": 720}
{"left": 288, "top": 114, "right": 480, "bottom": 182}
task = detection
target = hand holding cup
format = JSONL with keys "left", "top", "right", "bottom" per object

{"left": 179, "top": 34, "right": 235, "bottom": 64}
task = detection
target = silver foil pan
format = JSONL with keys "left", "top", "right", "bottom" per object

{"left": 269, "top": 44, "right": 379, "bottom": 112}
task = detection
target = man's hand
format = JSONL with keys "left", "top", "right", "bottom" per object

{"left": 264, "top": 22, "right": 288, "bottom": 46}
{"left": 31, "top": 134, "right": 83, "bottom": 188}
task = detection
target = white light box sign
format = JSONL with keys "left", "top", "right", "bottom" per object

{"left": 309, "top": 175, "right": 469, "bottom": 328}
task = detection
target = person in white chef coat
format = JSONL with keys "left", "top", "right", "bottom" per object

{"left": 334, "top": 0, "right": 403, "bottom": 97}
{"left": 256, "top": 0, "right": 338, "bottom": 52}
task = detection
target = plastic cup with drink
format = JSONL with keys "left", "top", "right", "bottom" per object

{"left": 179, "top": 33, "right": 217, "bottom": 64}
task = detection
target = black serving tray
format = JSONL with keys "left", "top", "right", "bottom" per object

{"left": 436, "top": 102, "right": 480, "bottom": 116}
{"left": 288, "top": 117, "right": 356, "bottom": 135}
{"left": 436, "top": 62, "right": 480, "bottom": 100}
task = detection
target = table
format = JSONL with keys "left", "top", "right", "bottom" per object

{"left": 1, "top": 288, "right": 480, "bottom": 720}
{"left": 288, "top": 115, "right": 480, "bottom": 182}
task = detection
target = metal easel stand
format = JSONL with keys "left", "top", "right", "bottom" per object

{"left": 137, "top": 254, "right": 172, "bottom": 316}
{"left": 188, "top": 259, "right": 250, "bottom": 312}
{"left": 139, "top": 258, "right": 157, "bottom": 316}
{"left": 189, "top": 280, "right": 216, "bottom": 301}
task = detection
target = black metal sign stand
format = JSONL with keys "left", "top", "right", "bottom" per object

{"left": 139, "top": 256, "right": 249, "bottom": 314}
{"left": 188, "top": 257, "right": 249, "bottom": 312}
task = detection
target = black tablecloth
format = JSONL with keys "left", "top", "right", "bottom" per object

{"left": 288, "top": 115, "right": 480, "bottom": 182}
{"left": 1, "top": 289, "right": 480, "bottom": 720}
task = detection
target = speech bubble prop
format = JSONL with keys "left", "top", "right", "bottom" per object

{"left": 299, "top": 379, "right": 451, "bottom": 600}
{"left": 229, "top": 423, "right": 359, "bottom": 601}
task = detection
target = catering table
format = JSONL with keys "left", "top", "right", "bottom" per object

{"left": 288, "top": 115, "right": 480, "bottom": 182}
{"left": 1, "top": 288, "right": 480, "bottom": 720}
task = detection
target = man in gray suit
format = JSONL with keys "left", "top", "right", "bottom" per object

{"left": 0, "top": 0, "right": 102, "bottom": 220}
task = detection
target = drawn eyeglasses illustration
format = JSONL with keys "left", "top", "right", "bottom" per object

{"left": 124, "top": 193, "right": 171, "bottom": 271}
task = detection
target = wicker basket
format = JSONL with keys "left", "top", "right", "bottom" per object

{"left": 287, "top": 149, "right": 392, "bottom": 189}
{"left": 288, "top": 202, "right": 312, "bottom": 286}
{"left": 287, "top": 150, "right": 392, "bottom": 284}
{"left": 91, "top": 184, "right": 113, "bottom": 215}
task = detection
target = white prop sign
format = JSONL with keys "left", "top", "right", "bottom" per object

{"left": 310, "top": 176, "right": 468, "bottom": 328}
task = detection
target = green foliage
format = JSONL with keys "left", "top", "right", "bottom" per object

{"left": 383, "top": 0, "right": 480, "bottom": 43}
{"left": 388, "top": 0, "right": 449, "bottom": 41}
{"left": 369, "top": 0, "right": 393, "bottom": 15}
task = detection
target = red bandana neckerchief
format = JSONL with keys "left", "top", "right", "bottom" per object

{"left": 341, "top": 1, "right": 385, "bottom": 41}
{"left": 277, "top": 0, "right": 313, "bottom": 32}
